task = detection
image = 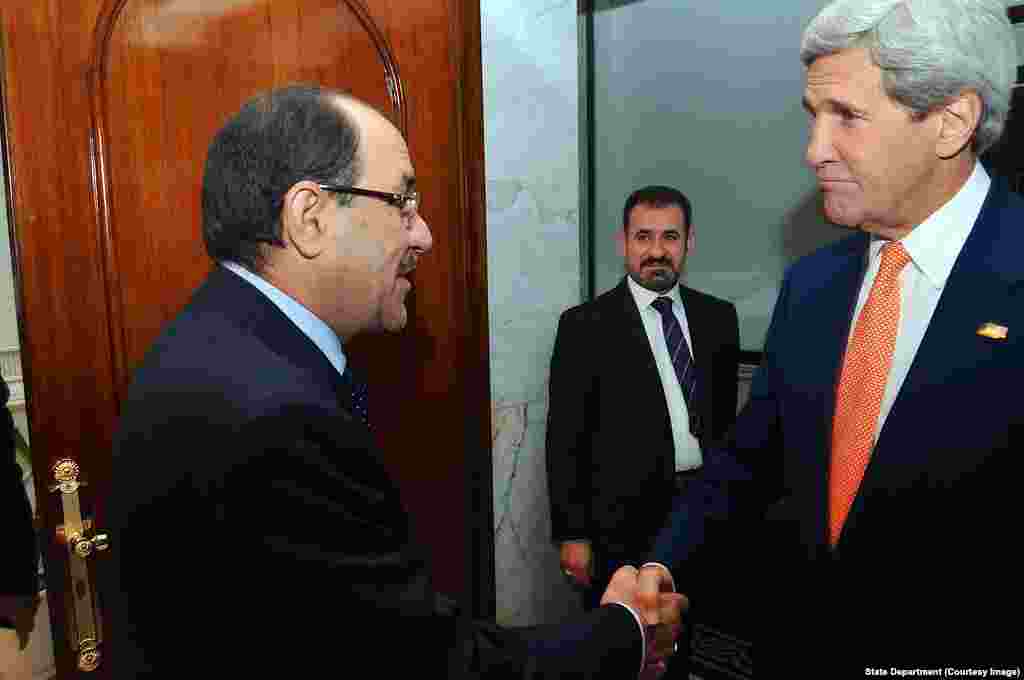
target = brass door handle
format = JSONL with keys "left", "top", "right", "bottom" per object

{"left": 69, "top": 531, "right": 110, "bottom": 559}
{"left": 51, "top": 458, "right": 108, "bottom": 672}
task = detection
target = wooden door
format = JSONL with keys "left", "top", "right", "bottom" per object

{"left": 0, "top": 0, "right": 493, "bottom": 676}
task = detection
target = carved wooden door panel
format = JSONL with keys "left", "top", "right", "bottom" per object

{"left": 0, "top": 1, "right": 491, "bottom": 676}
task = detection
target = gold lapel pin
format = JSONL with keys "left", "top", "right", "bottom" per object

{"left": 976, "top": 322, "right": 1008, "bottom": 340}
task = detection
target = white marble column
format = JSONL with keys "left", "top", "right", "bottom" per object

{"left": 482, "top": 0, "right": 584, "bottom": 626}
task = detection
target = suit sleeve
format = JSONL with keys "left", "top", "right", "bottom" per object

{"left": 228, "top": 408, "right": 643, "bottom": 680}
{"left": 450, "top": 603, "right": 643, "bottom": 679}
{"left": 545, "top": 309, "right": 595, "bottom": 543}
{"left": 650, "top": 274, "right": 789, "bottom": 572}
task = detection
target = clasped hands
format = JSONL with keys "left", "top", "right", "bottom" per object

{"left": 601, "top": 564, "right": 687, "bottom": 680}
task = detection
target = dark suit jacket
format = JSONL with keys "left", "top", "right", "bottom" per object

{"left": 1, "top": 379, "right": 37, "bottom": 607}
{"left": 547, "top": 279, "right": 739, "bottom": 574}
{"left": 651, "top": 179, "right": 1022, "bottom": 670}
{"left": 107, "top": 266, "right": 643, "bottom": 679}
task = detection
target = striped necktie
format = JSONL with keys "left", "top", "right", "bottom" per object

{"left": 651, "top": 296, "right": 701, "bottom": 438}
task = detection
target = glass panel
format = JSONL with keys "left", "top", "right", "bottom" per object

{"left": 586, "top": 0, "right": 850, "bottom": 352}
{"left": 585, "top": 1, "right": 1024, "bottom": 351}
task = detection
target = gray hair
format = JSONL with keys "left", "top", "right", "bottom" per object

{"left": 800, "top": 0, "right": 1016, "bottom": 154}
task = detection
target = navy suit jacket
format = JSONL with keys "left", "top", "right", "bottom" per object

{"left": 651, "top": 179, "right": 1022, "bottom": 669}
{"left": 108, "top": 266, "right": 643, "bottom": 678}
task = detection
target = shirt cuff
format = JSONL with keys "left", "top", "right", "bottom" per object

{"left": 640, "top": 562, "right": 676, "bottom": 592}
{"left": 604, "top": 601, "right": 646, "bottom": 679}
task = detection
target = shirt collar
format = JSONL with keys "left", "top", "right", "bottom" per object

{"left": 873, "top": 161, "right": 990, "bottom": 288}
{"left": 221, "top": 261, "right": 347, "bottom": 377}
{"left": 627, "top": 275, "right": 683, "bottom": 311}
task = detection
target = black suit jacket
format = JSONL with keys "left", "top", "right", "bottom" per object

{"left": 652, "top": 179, "right": 1023, "bottom": 670}
{"left": 107, "top": 266, "right": 643, "bottom": 679}
{"left": 1, "top": 379, "right": 36, "bottom": 605}
{"left": 546, "top": 278, "right": 739, "bottom": 571}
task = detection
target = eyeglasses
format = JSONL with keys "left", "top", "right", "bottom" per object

{"left": 318, "top": 184, "right": 420, "bottom": 218}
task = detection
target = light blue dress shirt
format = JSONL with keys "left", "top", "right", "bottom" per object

{"left": 221, "top": 261, "right": 347, "bottom": 378}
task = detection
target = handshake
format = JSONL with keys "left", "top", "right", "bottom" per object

{"left": 599, "top": 564, "right": 687, "bottom": 680}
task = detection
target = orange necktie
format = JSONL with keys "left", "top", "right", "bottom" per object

{"left": 829, "top": 241, "right": 911, "bottom": 546}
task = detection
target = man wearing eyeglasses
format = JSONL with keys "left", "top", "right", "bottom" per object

{"left": 107, "top": 85, "right": 685, "bottom": 679}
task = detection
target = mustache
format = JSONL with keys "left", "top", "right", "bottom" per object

{"left": 642, "top": 258, "right": 674, "bottom": 268}
{"left": 399, "top": 252, "right": 419, "bottom": 277}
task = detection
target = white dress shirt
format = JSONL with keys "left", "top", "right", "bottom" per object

{"left": 627, "top": 276, "right": 703, "bottom": 471}
{"left": 644, "top": 164, "right": 991, "bottom": 593}
{"left": 850, "top": 161, "right": 989, "bottom": 438}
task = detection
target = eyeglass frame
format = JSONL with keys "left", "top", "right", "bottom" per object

{"left": 318, "top": 184, "right": 419, "bottom": 216}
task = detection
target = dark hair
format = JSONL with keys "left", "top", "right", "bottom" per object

{"left": 202, "top": 85, "right": 361, "bottom": 270}
{"left": 622, "top": 185, "right": 692, "bottom": 237}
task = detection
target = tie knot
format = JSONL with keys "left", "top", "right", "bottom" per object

{"left": 651, "top": 296, "right": 674, "bottom": 315}
{"left": 878, "top": 241, "right": 911, "bottom": 279}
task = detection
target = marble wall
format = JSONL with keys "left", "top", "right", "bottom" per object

{"left": 481, "top": 0, "right": 584, "bottom": 626}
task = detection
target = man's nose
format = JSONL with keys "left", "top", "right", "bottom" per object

{"left": 411, "top": 213, "right": 433, "bottom": 254}
{"left": 805, "top": 118, "right": 832, "bottom": 169}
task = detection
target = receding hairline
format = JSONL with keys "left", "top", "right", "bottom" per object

{"left": 328, "top": 94, "right": 409, "bottom": 185}
{"left": 329, "top": 93, "right": 401, "bottom": 139}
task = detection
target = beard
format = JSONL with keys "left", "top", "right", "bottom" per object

{"left": 628, "top": 259, "right": 680, "bottom": 293}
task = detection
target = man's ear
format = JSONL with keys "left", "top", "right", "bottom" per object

{"left": 685, "top": 224, "right": 695, "bottom": 255}
{"left": 936, "top": 90, "right": 982, "bottom": 159}
{"left": 616, "top": 228, "right": 626, "bottom": 258}
{"left": 280, "top": 181, "right": 329, "bottom": 259}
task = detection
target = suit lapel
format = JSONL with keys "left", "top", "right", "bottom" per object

{"left": 678, "top": 286, "right": 714, "bottom": 439}
{"left": 785, "top": 233, "right": 870, "bottom": 549}
{"left": 612, "top": 279, "right": 665, "bottom": 391}
{"left": 808, "top": 234, "right": 871, "bottom": 462}
{"left": 211, "top": 266, "right": 346, "bottom": 405}
{"left": 609, "top": 279, "right": 674, "bottom": 459}
{"left": 844, "top": 180, "right": 1024, "bottom": 538}
{"left": 678, "top": 286, "right": 709, "bottom": 382}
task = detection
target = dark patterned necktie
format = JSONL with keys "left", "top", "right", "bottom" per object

{"left": 651, "top": 296, "right": 701, "bottom": 438}
{"left": 339, "top": 365, "right": 371, "bottom": 429}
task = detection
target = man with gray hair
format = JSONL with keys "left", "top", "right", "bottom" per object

{"left": 639, "top": 0, "right": 1021, "bottom": 672}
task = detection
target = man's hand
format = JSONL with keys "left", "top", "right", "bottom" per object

{"left": 559, "top": 541, "right": 593, "bottom": 587}
{"left": 0, "top": 594, "right": 41, "bottom": 650}
{"left": 643, "top": 591, "right": 686, "bottom": 676}
{"left": 636, "top": 563, "right": 676, "bottom": 620}
{"left": 601, "top": 566, "right": 688, "bottom": 679}
{"left": 636, "top": 564, "right": 687, "bottom": 675}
